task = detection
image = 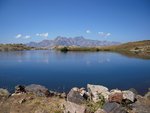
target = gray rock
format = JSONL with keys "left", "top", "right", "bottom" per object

{"left": 25, "top": 84, "right": 50, "bottom": 97}
{"left": 122, "top": 90, "right": 135, "bottom": 102}
{"left": 67, "top": 87, "right": 86, "bottom": 104}
{"left": 103, "top": 102, "right": 127, "bottom": 113}
{"left": 144, "top": 91, "right": 150, "bottom": 100}
{"left": 129, "top": 88, "right": 138, "bottom": 95}
{"left": 60, "top": 92, "right": 67, "bottom": 98}
{"left": 87, "top": 84, "right": 110, "bottom": 102}
{"left": 0, "top": 88, "right": 10, "bottom": 97}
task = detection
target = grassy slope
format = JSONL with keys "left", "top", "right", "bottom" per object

{"left": 100, "top": 40, "right": 150, "bottom": 52}
{"left": 0, "top": 44, "right": 35, "bottom": 51}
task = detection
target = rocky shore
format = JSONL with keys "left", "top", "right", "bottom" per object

{"left": 0, "top": 84, "right": 150, "bottom": 113}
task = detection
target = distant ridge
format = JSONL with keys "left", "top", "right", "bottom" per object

{"left": 26, "top": 36, "right": 120, "bottom": 48}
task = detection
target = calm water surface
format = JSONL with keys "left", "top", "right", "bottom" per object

{"left": 0, "top": 50, "right": 150, "bottom": 94}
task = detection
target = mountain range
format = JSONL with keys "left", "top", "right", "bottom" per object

{"left": 26, "top": 36, "right": 120, "bottom": 48}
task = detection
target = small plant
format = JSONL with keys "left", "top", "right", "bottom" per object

{"left": 86, "top": 93, "right": 105, "bottom": 112}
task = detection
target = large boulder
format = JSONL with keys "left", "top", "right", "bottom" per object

{"left": 122, "top": 90, "right": 135, "bottom": 102}
{"left": 67, "top": 87, "right": 87, "bottom": 104}
{"left": 25, "top": 84, "right": 50, "bottom": 97}
{"left": 103, "top": 102, "right": 127, "bottom": 113}
{"left": 87, "top": 84, "right": 110, "bottom": 102}
{"left": 64, "top": 101, "right": 86, "bottom": 113}
{"left": 108, "top": 89, "right": 123, "bottom": 103}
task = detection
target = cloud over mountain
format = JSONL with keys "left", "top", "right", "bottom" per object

{"left": 98, "top": 32, "right": 111, "bottom": 37}
{"left": 36, "top": 33, "right": 48, "bottom": 38}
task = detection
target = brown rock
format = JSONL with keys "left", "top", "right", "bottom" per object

{"left": 108, "top": 92, "right": 123, "bottom": 103}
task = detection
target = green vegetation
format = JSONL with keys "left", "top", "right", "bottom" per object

{"left": 0, "top": 44, "right": 35, "bottom": 51}
{"left": 86, "top": 94, "right": 105, "bottom": 112}
{"left": 60, "top": 47, "right": 68, "bottom": 52}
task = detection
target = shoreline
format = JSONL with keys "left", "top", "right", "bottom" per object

{"left": 0, "top": 84, "right": 150, "bottom": 113}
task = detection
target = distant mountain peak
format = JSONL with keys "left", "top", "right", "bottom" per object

{"left": 26, "top": 36, "right": 120, "bottom": 48}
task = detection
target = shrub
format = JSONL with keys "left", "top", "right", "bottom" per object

{"left": 60, "top": 47, "right": 68, "bottom": 52}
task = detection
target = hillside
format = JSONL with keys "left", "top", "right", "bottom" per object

{"left": 100, "top": 40, "right": 150, "bottom": 52}
{"left": 0, "top": 44, "right": 34, "bottom": 51}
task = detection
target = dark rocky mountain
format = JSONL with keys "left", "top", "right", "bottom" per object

{"left": 26, "top": 36, "right": 120, "bottom": 48}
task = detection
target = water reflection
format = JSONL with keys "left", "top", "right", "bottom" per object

{"left": 0, "top": 50, "right": 150, "bottom": 94}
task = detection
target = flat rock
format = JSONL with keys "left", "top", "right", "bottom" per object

{"left": 64, "top": 101, "right": 86, "bottom": 113}
{"left": 25, "top": 84, "right": 50, "bottom": 97}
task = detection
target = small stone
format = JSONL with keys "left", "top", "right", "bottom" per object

{"left": 122, "top": 90, "right": 135, "bottom": 102}
{"left": 144, "top": 91, "right": 150, "bottom": 100}
{"left": 60, "top": 92, "right": 66, "bottom": 98}
{"left": 0, "top": 88, "right": 10, "bottom": 97}
{"left": 49, "top": 90, "right": 55, "bottom": 96}
{"left": 19, "top": 98, "right": 26, "bottom": 104}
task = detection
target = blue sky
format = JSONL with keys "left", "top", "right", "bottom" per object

{"left": 0, "top": 0, "right": 150, "bottom": 43}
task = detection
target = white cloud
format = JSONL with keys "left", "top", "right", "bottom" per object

{"left": 98, "top": 32, "right": 111, "bottom": 37}
{"left": 36, "top": 32, "right": 48, "bottom": 38}
{"left": 86, "top": 30, "right": 91, "bottom": 34}
{"left": 24, "top": 35, "right": 31, "bottom": 39}
{"left": 15, "top": 34, "right": 22, "bottom": 39}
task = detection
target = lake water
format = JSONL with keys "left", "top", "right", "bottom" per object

{"left": 0, "top": 50, "right": 150, "bottom": 94}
